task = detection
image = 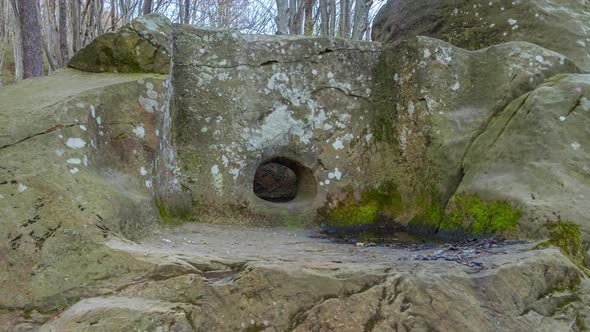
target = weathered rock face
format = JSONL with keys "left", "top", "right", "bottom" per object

{"left": 170, "top": 25, "right": 384, "bottom": 226}
{"left": 1, "top": 12, "right": 590, "bottom": 332}
{"left": 357, "top": 36, "right": 583, "bottom": 238}
{"left": 372, "top": 0, "right": 590, "bottom": 71}
{"left": 0, "top": 68, "right": 172, "bottom": 310}
{"left": 68, "top": 14, "right": 173, "bottom": 74}
{"left": 458, "top": 74, "right": 590, "bottom": 239}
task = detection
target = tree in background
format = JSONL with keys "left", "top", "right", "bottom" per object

{"left": 0, "top": 0, "right": 384, "bottom": 85}
{"left": 143, "top": 0, "right": 152, "bottom": 14}
{"left": 17, "top": 0, "right": 43, "bottom": 78}
{"left": 58, "top": 0, "right": 69, "bottom": 64}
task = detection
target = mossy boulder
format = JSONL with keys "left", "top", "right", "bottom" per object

{"left": 68, "top": 14, "right": 172, "bottom": 74}
{"left": 372, "top": 0, "right": 590, "bottom": 71}
{"left": 340, "top": 36, "right": 578, "bottom": 236}
{"left": 458, "top": 74, "right": 590, "bottom": 241}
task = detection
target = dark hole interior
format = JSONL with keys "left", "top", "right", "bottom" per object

{"left": 253, "top": 162, "right": 298, "bottom": 203}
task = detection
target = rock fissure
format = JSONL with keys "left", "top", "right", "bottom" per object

{"left": 0, "top": 123, "right": 81, "bottom": 150}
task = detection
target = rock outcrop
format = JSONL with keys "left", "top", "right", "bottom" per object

{"left": 171, "top": 25, "right": 383, "bottom": 226}
{"left": 0, "top": 10, "right": 589, "bottom": 331}
{"left": 372, "top": 0, "right": 590, "bottom": 71}
{"left": 459, "top": 74, "right": 590, "bottom": 240}
{"left": 0, "top": 68, "right": 172, "bottom": 311}
{"left": 68, "top": 14, "right": 173, "bottom": 74}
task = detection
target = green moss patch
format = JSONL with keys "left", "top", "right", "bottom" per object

{"left": 410, "top": 194, "right": 521, "bottom": 239}
{"left": 317, "top": 181, "right": 402, "bottom": 228}
{"left": 535, "top": 221, "right": 589, "bottom": 276}
{"left": 154, "top": 196, "right": 174, "bottom": 225}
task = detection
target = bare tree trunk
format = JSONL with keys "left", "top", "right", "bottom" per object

{"left": 8, "top": 0, "right": 23, "bottom": 80}
{"left": 177, "top": 0, "right": 183, "bottom": 23}
{"left": 289, "top": 0, "right": 303, "bottom": 34}
{"left": 303, "top": 0, "right": 314, "bottom": 35}
{"left": 18, "top": 0, "right": 43, "bottom": 78}
{"left": 329, "top": 0, "right": 335, "bottom": 36}
{"left": 81, "top": 0, "right": 94, "bottom": 47}
{"left": 340, "top": 0, "right": 351, "bottom": 38}
{"left": 143, "top": 0, "right": 152, "bottom": 14}
{"left": 71, "top": 0, "right": 81, "bottom": 52}
{"left": 275, "top": 0, "right": 289, "bottom": 34}
{"left": 95, "top": 0, "right": 104, "bottom": 36}
{"left": 0, "top": 39, "right": 5, "bottom": 87}
{"left": 57, "top": 0, "right": 68, "bottom": 64}
{"left": 119, "top": 0, "right": 129, "bottom": 25}
{"left": 39, "top": 0, "right": 58, "bottom": 72}
{"left": 0, "top": 0, "right": 4, "bottom": 86}
{"left": 351, "top": 0, "right": 371, "bottom": 40}
{"left": 110, "top": 0, "right": 117, "bottom": 31}
{"left": 319, "top": 0, "right": 328, "bottom": 35}
{"left": 345, "top": 0, "right": 351, "bottom": 37}
{"left": 183, "top": 0, "right": 190, "bottom": 23}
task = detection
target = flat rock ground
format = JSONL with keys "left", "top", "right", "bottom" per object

{"left": 119, "top": 223, "right": 530, "bottom": 270}
{"left": 22, "top": 222, "right": 590, "bottom": 331}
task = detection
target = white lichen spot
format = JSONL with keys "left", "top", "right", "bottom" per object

{"left": 211, "top": 165, "right": 223, "bottom": 192}
{"left": 571, "top": 142, "right": 581, "bottom": 150}
{"left": 312, "top": 69, "right": 318, "bottom": 76}
{"left": 145, "top": 180, "right": 152, "bottom": 188}
{"left": 451, "top": 82, "right": 461, "bottom": 91}
{"left": 535, "top": 55, "right": 544, "bottom": 63}
{"left": 83, "top": 155, "right": 89, "bottom": 166}
{"left": 332, "top": 138, "right": 344, "bottom": 150}
{"left": 66, "top": 138, "right": 86, "bottom": 149}
{"left": 576, "top": 40, "right": 587, "bottom": 48}
{"left": 328, "top": 168, "right": 342, "bottom": 181}
{"left": 133, "top": 126, "right": 145, "bottom": 138}
{"left": 229, "top": 168, "right": 240, "bottom": 180}
{"left": 79, "top": 125, "right": 87, "bottom": 131}
{"left": 139, "top": 95, "right": 159, "bottom": 113}
{"left": 96, "top": 116, "right": 102, "bottom": 126}
{"left": 147, "top": 90, "right": 158, "bottom": 99}
{"left": 69, "top": 168, "right": 79, "bottom": 174}
{"left": 67, "top": 158, "right": 81, "bottom": 165}
{"left": 201, "top": 127, "right": 208, "bottom": 133}
{"left": 508, "top": 18, "right": 517, "bottom": 26}
{"left": 140, "top": 167, "right": 148, "bottom": 176}
{"left": 55, "top": 148, "right": 65, "bottom": 157}
{"left": 408, "top": 101, "right": 415, "bottom": 115}
{"left": 559, "top": 116, "right": 567, "bottom": 122}
{"left": 423, "top": 49, "right": 431, "bottom": 59}
{"left": 17, "top": 183, "right": 27, "bottom": 192}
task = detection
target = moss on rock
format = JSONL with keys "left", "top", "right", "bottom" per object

{"left": 409, "top": 194, "right": 521, "bottom": 239}
{"left": 317, "top": 181, "right": 402, "bottom": 228}
{"left": 535, "top": 222, "right": 589, "bottom": 275}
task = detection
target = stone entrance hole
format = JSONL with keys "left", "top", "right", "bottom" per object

{"left": 253, "top": 158, "right": 316, "bottom": 203}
